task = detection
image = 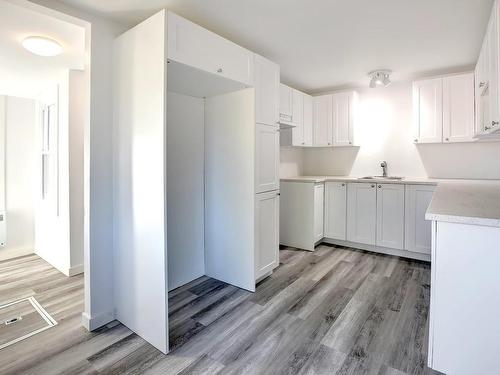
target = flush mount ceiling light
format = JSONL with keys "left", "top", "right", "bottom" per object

{"left": 22, "top": 36, "right": 62, "bottom": 57}
{"left": 368, "top": 70, "right": 392, "bottom": 88}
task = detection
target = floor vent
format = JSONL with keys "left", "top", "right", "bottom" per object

{"left": 0, "top": 297, "right": 57, "bottom": 350}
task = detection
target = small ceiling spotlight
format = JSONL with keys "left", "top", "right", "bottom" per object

{"left": 22, "top": 36, "right": 62, "bottom": 57}
{"left": 368, "top": 70, "right": 392, "bottom": 88}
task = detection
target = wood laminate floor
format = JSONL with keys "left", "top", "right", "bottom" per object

{"left": 0, "top": 246, "right": 441, "bottom": 375}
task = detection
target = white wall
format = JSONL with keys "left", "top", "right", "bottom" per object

{"left": 303, "top": 81, "right": 500, "bottom": 179}
{"left": 21, "top": 0, "right": 128, "bottom": 330}
{"left": 167, "top": 92, "right": 205, "bottom": 291}
{"left": 68, "top": 70, "right": 85, "bottom": 270}
{"left": 1, "top": 96, "right": 36, "bottom": 260}
{"left": 34, "top": 71, "right": 85, "bottom": 276}
{"left": 280, "top": 147, "right": 304, "bottom": 177}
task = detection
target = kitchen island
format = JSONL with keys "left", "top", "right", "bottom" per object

{"left": 425, "top": 180, "right": 500, "bottom": 375}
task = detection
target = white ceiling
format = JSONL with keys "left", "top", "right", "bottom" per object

{"left": 58, "top": 0, "right": 492, "bottom": 93}
{"left": 0, "top": 1, "right": 85, "bottom": 98}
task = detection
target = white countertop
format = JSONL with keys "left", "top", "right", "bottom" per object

{"left": 280, "top": 176, "right": 440, "bottom": 185}
{"left": 425, "top": 181, "right": 500, "bottom": 228}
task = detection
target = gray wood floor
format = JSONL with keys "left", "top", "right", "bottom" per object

{"left": 0, "top": 246, "right": 441, "bottom": 375}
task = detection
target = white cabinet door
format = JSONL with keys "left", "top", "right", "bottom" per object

{"left": 313, "top": 95, "right": 333, "bottom": 147}
{"left": 291, "top": 89, "right": 304, "bottom": 144}
{"left": 255, "top": 124, "right": 279, "bottom": 193}
{"left": 347, "top": 183, "right": 377, "bottom": 245}
{"left": 413, "top": 78, "right": 443, "bottom": 144}
{"left": 405, "top": 184, "right": 435, "bottom": 254}
{"left": 167, "top": 12, "right": 254, "bottom": 86}
{"left": 279, "top": 84, "right": 293, "bottom": 122}
{"left": 324, "top": 182, "right": 347, "bottom": 240}
{"left": 303, "top": 94, "right": 313, "bottom": 146}
{"left": 254, "top": 54, "right": 279, "bottom": 127}
{"left": 376, "top": 184, "right": 405, "bottom": 250}
{"left": 488, "top": 6, "right": 500, "bottom": 133}
{"left": 314, "top": 183, "right": 324, "bottom": 242}
{"left": 255, "top": 191, "right": 279, "bottom": 280}
{"left": 443, "top": 73, "right": 475, "bottom": 143}
{"left": 332, "top": 92, "right": 356, "bottom": 146}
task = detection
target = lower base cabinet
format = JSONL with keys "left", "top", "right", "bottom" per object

{"left": 279, "top": 181, "right": 324, "bottom": 251}
{"left": 346, "top": 183, "right": 377, "bottom": 245}
{"left": 255, "top": 191, "right": 280, "bottom": 280}
{"left": 376, "top": 184, "right": 405, "bottom": 249}
{"left": 324, "top": 182, "right": 347, "bottom": 240}
{"left": 329, "top": 182, "right": 432, "bottom": 253}
{"left": 405, "top": 184, "right": 436, "bottom": 254}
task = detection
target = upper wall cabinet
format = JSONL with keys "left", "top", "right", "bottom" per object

{"left": 313, "top": 94, "right": 333, "bottom": 146}
{"left": 279, "top": 84, "right": 293, "bottom": 124}
{"left": 254, "top": 54, "right": 280, "bottom": 127}
{"left": 475, "top": 1, "right": 500, "bottom": 137}
{"left": 167, "top": 12, "right": 254, "bottom": 86}
{"left": 443, "top": 73, "right": 475, "bottom": 142}
{"left": 412, "top": 78, "right": 443, "bottom": 143}
{"left": 413, "top": 73, "right": 475, "bottom": 144}
{"left": 332, "top": 92, "right": 358, "bottom": 146}
{"left": 280, "top": 87, "right": 313, "bottom": 147}
{"left": 312, "top": 91, "right": 357, "bottom": 147}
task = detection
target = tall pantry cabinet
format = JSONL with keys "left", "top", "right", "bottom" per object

{"left": 113, "top": 10, "right": 280, "bottom": 355}
{"left": 254, "top": 54, "right": 280, "bottom": 280}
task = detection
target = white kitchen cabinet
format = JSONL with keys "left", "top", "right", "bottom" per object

{"left": 442, "top": 73, "right": 475, "bottom": 142}
{"left": 405, "top": 184, "right": 435, "bottom": 254}
{"left": 280, "top": 181, "right": 324, "bottom": 251}
{"left": 254, "top": 54, "right": 280, "bottom": 127}
{"left": 475, "top": 2, "right": 500, "bottom": 137}
{"left": 314, "top": 183, "right": 324, "bottom": 242}
{"left": 347, "top": 182, "right": 377, "bottom": 245}
{"left": 279, "top": 84, "right": 293, "bottom": 124}
{"left": 303, "top": 94, "right": 313, "bottom": 146}
{"left": 291, "top": 88, "right": 304, "bottom": 143}
{"left": 412, "top": 78, "right": 443, "bottom": 144}
{"left": 167, "top": 12, "right": 254, "bottom": 86}
{"left": 280, "top": 91, "right": 313, "bottom": 147}
{"left": 255, "top": 190, "right": 279, "bottom": 280}
{"left": 255, "top": 123, "right": 279, "bottom": 193}
{"left": 324, "top": 181, "right": 347, "bottom": 240}
{"left": 376, "top": 184, "right": 405, "bottom": 250}
{"left": 313, "top": 94, "right": 333, "bottom": 146}
{"left": 332, "top": 92, "right": 357, "bottom": 146}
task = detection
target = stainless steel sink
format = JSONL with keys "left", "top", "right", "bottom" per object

{"left": 358, "top": 176, "right": 404, "bottom": 180}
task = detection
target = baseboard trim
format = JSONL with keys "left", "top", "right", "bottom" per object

{"left": 68, "top": 264, "right": 84, "bottom": 276}
{"left": 81, "top": 310, "right": 115, "bottom": 331}
{"left": 322, "top": 238, "right": 431, "bottom": 262}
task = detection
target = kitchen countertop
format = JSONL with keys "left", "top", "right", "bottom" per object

{"left": 425, "top": 181, "right": 500, "bottom": 228}
{"left": 280, "top": 176, "right": 440, "bottom": 185}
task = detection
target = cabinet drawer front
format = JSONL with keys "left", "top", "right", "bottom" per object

{"left": 255, "top": 124, "right": 279, "bottom": 193}
{"left": 325, "top": 182, "right": 347, "bottom": 240}
{"left": 168, "top": 12, "right": 253, "bottom": 86}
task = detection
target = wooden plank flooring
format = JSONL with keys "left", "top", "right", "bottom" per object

{"left": 0, "top": 246, "right": 441, "bottom": 375}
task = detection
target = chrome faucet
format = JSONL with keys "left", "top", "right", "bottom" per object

{"left": 381, "top": 161, "right": 388, "bottom": 177}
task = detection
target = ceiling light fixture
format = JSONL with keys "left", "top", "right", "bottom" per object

{"left": 22, "top": 36, "right": 62, "bottom": 57}
{"left": 368, "top": 70, "right": 392, "bottom": 88}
